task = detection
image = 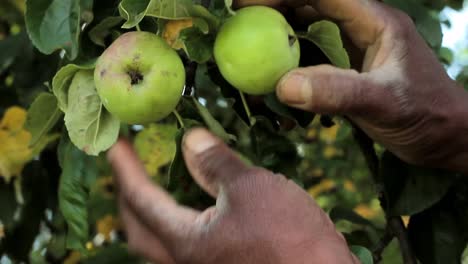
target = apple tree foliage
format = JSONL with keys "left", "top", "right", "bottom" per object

{"left": 0, "top": 0, "right": 467, "bottom": 263}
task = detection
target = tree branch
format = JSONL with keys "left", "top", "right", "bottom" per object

{"left": 351, "top": 123, "right": 417, "bottom": 264}
{"left": 372, "top": 225, "right": 394, "bottom": 263}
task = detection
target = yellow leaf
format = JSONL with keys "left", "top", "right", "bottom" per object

{"left": 0, "top": 222, "right": 4, "bottom": 239}
{"left": 402, "top": 216, "right": 410, "bottom": 227}
{"left": 308, "top": 179, "right": 336, "bottom": 198}
{"left": 343, "top": 180, "right": 356, "bottom": 192}
{"left": 162, "top": 19, "right": 193, "bottom": 49}
{"left": 311, "top": 168, "right": 324, "bottom": 178}
{"left": 86, "top": 241, "right": 94, "bottom": 250}
{"left": 319, "top": 124, "right": 340, "bottom": 143}
{"left": 96, "top": 215, "right": 119, "bottom": 242}
{"left": 134, "top": 123, "right": 178, "bottom": 178}
{"left": 0, "top": 106, "right": 60, "bottom": 183}
{"left": 354, "top": 204, "right": 380, "bottom": 219}
{"left": 306, "top": 128, "right": 318, "bottom": 140}
{"left": 323, "top": 146, "right": 343, "bottom": 159}
{"left": 0, "top": 106, "right": 27, "bottom": 132}
{"left": 0, "top": 107, "right": 32, "bottom": 183}
{"left": 64, "top": 251, "right": 81, "bottom": 264}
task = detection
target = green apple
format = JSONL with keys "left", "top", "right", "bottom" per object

{"left": 214, "top": 6, "right": 300, "bottom": 95}
{"left": 94, "top": 31, "right": 185, "bottom": 124}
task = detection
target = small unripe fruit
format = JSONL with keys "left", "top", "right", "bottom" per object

{"left": 94, "top": 31, "right": 185, "bottom": 124}
{"left": 214, "top": 6, "right": 300, "bottom": 95}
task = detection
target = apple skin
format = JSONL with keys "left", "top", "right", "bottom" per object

{"left": 94, "top": 31, "right": 185, "bottom": 124}
{"left": 214, "top": 6, "right": 300, "bottom": 95}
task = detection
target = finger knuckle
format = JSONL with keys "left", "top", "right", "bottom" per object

{"left": 387, "top": 9, "right": 415, "bottom": 40}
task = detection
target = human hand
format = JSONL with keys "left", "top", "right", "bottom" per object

{"left": 262, "top": 0, "right": 468, "bottom": 173}
{"left": 108, "top": 128, "right": 359, "bottom": 264}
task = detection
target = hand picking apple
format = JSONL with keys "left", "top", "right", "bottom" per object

{"left": 214, "top": 6, "right": 300, "bottom": 95}
{"left": 107, "top": 0, "right": 468, "bottom": 263}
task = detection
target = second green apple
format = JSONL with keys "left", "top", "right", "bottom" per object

{"left": 214, "top": 6, "right": 300, "bottom": 95}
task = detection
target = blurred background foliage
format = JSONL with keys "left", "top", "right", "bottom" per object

{"left": 0, "top": 0, "right": 467, "bottom": 263}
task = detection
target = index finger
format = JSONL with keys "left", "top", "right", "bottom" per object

{"left": 310, "top": 0, "right": 387, "bottom": 48}
{"left": 108, "top": 138, "right": 199, "bottom": 251}
{"left": 236, "top": 0, "right": 388, "bottom": 49}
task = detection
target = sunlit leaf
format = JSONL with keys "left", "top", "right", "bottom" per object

{"left": 52, "top": 63, "right": 96, "bottom": 112}
{"left": 134, "top": 123, "right": 178, "bottom": 177}
{"left": 63, "top": 70, "right": 119, "bottom": 155}
{"left": 119, "top": 0, "right": 218, "bottom": 30}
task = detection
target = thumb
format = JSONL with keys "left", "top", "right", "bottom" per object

{"left": 182, "top": 128, "right": 251, "bottom": 198}
{"left": 276, "top": 65, "right": 380, "bottom": 115}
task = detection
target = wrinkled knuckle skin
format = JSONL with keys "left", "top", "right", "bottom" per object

{"left": 386, "top": 8, "right": 415, "bottom": 41}
{"left": 195, "top": 145, "right": 232, "bottom": 183}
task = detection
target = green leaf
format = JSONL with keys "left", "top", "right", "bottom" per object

{"left": 298, "top": 21, "right": 350, "bottom": 69}
{"left": 192, "top": 97, "right": 236, "bottom": 142}
{"left": 168, "top": 125, "right": 214, "bottom": 207}
{"left": 415, "top": 10, "right": 442, "bottom": 48}
{"left": 119, "top": 0, "right": 219, "bottom": 30}
{"left": 446, "top": 0, "right": 464, "bottom": 10}
{"left": 0, "top": 0, "right": 24, "bottom": 24}
{"left": 64, "top": 70, "right": 120, "bottom": 156}
{"left": 168, "top": 128, "right": 189, "bottom": 185}
{"left": 0, "top": 181, "right": 18, "bottom": 230}
{"left": 456, "top": 66, "right": 468, "bottom": 90}
{"left": 134, "top": 123, "right": 178, "bottom": 177}
{"left": 0, "top": 33, "right": 29, "bottom": 75}
{"left": 249, "top": 117, "right": 299, "bottom": 176}
{"left": 263, "top": 93, "right": 315, "bottom": 128}
{"left": 118, "top": 0, "right": 150, "bottom": 29}
{"left": 88, "top": 17, "right": 124, "bottom": 47}
{"left": 58, "top": 136, "right": 97, "bottom": 252}
{"left": 179, "top": 27, "right": 214, "bottom": 63}
{"left": 437, "top": 47, "right": 453, "bottom": 65}
{"left": 52, "top": 62, "right": 96, "bottom": 112}
{"left": 223, "top": 0, "right": 235, "bottom": 15}
{"left": 408, "top": 197, "right": 468, "bottom": 264}
{"left": 25, "top": 93, "right": 62, "bottom": 147}
{"left": 383, "top": 0, "right": 442, "bottom": 48}
{"left": 25, "top": 0, "right": 81, "bottom": 59}
{"left": 350, "top": 246, "right": 374, "bottom": 264}
{"left": 380, "top": 151, "right": 455, "bottom": 216}
{"left": 80, "top": 0, "right": 94, "bottom": 24}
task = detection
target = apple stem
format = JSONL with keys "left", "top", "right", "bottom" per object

{"left": 136, "top": 24, "right": 142, "bottom": 32}
{"left": 239, "top": 91, "right": 253, "bottom": 126}
{"left": 173, "top": 110, "right": 185, "bottom": 128}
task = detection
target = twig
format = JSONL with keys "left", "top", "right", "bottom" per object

{"left": 239, "top": 91, "right": 253, "bottom": 126}
{"left": 351, "top": 123, "right": 417, "bottom": 264}
{"left": 372, "top": 224, "right": 394, "bottom": 263}
{"left": 173, "top": 110, "right": 185, "bottom": 128}
{"left": 388, "top": 217, "right": 416, "bottom": 264}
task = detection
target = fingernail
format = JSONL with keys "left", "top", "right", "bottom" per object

{"left": 183, "top": 128, "right": 219, "bottom": 154}
{"left": 277, "top": 73, "right": 310, "bottom": 105}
